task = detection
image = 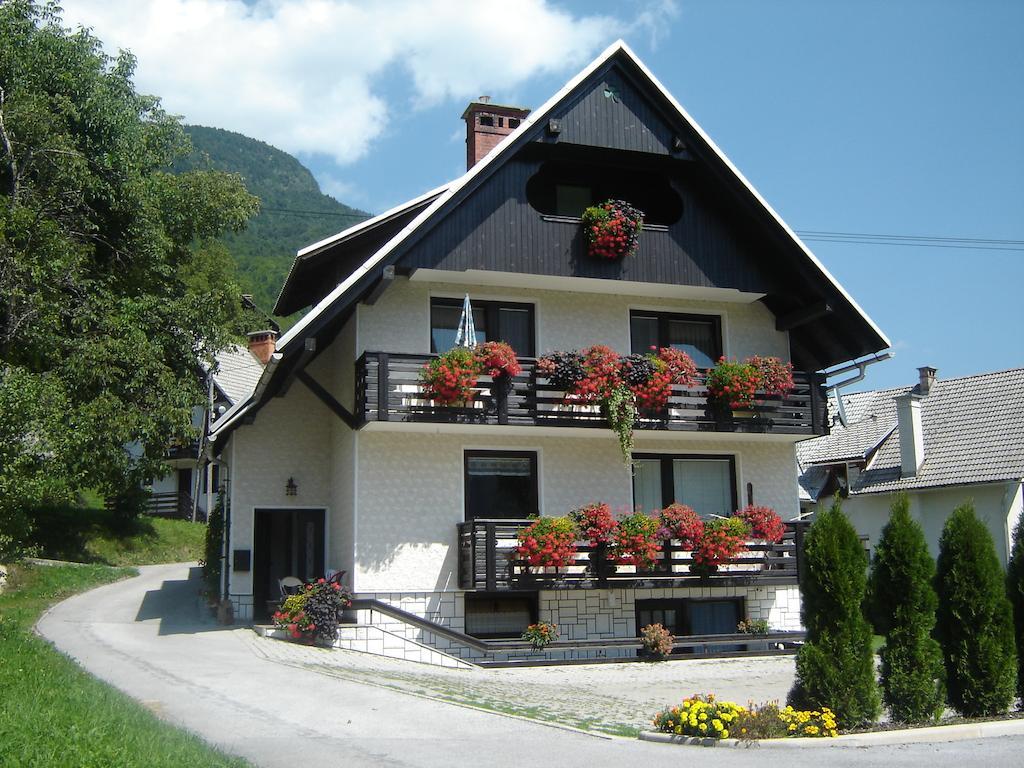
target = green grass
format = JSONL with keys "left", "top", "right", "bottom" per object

{"left": 0, "top": 563, "right": 248, "bottom": 767}
{"left": 27, "top": 504, "right": 206, "bottom": 566}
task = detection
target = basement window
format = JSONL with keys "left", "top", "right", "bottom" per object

{"left": 465, "top": 593, "right": 537, "bottom": 639}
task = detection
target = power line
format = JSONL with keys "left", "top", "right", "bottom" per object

{"left": 796, "top": 229, "right": 1024, "bottom": 246}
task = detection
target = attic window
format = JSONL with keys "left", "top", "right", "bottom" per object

{"left": 479, "top": 114, "right": 494, "bottom": 127}
{"left": 527, "top": 160, "right": 682, "bottom": 225}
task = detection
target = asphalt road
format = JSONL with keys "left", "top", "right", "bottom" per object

{"left": 36, "top": 563, "right": 1024, "bottom": 768}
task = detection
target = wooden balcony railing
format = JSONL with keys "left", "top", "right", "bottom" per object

{"left": 355, "top": 352, "right": 827, "bottom": 435}
{"left": 457, "top": 518, "right": 807, "bottom": 592}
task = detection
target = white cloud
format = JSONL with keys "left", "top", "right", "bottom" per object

{"left": 57, "top": 0, "right": 657, "bottom": 166}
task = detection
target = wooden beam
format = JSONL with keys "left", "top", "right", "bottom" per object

{"left": 277, "top": 337, "right": 317, "bottom": 396}
{"left": 296, "top": 369, "right": 358, "bottom": 429}
{"left": 363, "top": 264, "right": 395, "bottom": 305}
{"left": 775, "top": 300, "right": 832, "bottom": 331}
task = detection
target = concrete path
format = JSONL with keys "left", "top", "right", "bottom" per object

{"left": 36, "top": 563, "right": 1024, "bottom": 768}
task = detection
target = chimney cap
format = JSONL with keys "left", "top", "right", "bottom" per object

{"left": 460, "top": 101, "right": 531, "bottom": 120}
{"left": 917, "top": 365, "right": 937, "bottom": 395}
{"left": 246, "top": 329, "right": 278, "bottom": 339}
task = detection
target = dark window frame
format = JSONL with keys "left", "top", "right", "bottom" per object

{"left": 430, "top": 297, "right": 537, "bottom": 357}
{"left": 464, "top": 591, "right": 539, "bottom": 639}
{"left": 632, "top": 453, "right": 738, "bottom": 516}
{"left": 463, "top": 449, "right": 539, "bottom": 522}
{"left": 635, "top": 596, "right": 746, "bottom": 637}
{"left": 628, "top": 309, "right": 723, "bottom": 365}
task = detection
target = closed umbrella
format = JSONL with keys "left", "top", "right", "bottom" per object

{"left": 454, "top": 293, "right": 478, "bottom": 349}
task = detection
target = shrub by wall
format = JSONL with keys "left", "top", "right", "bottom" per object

{"left": 788, "top": 497, "right": 880, "bottom": 727}
{"left": 935, "top": 502, "right": 1017, "bottom": 717}
{"left": 867, "top": 493, "right": 944, "bottom": 722}
{"left": 1008, "top": 514, "right": 1024, "bottom": 703}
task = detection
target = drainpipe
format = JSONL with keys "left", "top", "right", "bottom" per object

{"left": 823, "top": 352, "right": 892, "bottom": 426}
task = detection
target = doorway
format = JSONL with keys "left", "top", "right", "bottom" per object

{"left": 253, "top": 508, "right": 325, "bottom": 620}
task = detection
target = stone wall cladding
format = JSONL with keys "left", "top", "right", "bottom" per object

{"left": 356, "top": 277, "right": 790, "bottom": 361}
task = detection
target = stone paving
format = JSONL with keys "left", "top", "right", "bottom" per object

{"left": 243, "top": 631, "right": 797, "bottom": 736}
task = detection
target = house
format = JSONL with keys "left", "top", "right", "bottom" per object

{"left": 208, "top": 41, "right": 889, "bottom": 663}
{"left": 798, "top": 366, "right": 1024, "bottom": 565}
{"left": 142, "top": 332, "right": 270, "bottom": 520}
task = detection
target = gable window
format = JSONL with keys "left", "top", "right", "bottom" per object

{"left": 464, "top": 450, "right": 538, "bottom": 521}
{"left": 632, "top": 453, "right": 737, "bottom": 517}
{"left": 629, "top": 310, "right": 721, "bottom": 369}
{"left": 430, "top": 297, "right": 535, "bottom": 356}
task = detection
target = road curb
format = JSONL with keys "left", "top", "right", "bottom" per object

{"left": 639, "top": 717, "right": 1024, "bottom": 748}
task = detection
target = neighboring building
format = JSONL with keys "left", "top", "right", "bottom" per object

{"left": 798, "top": 366, "right": 1024, "bottom": 565}
{"left": 209, "top": 41, "right": 889, "bottom": 664}
{"left": 145, "top": 333, "right": 269, "bottom": 520}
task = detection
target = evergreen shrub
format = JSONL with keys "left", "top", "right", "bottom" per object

{"left": 788, "top": 497, "right": 880, "bottom": 727}
{"left": 935, "top": 502, "right": 1017, "bottom": 716}
{"left": 1008, "top": 514, "right": 1024, "bottom": 704}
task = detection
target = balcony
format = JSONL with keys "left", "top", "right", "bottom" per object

{"left": 355, "top": 352, "right": 827, "bottom": 435}
{"left": 457, "top": 518, "right": 806, "bottom": 592}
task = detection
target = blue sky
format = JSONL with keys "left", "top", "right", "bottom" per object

{"left": 63, "top": 1, "right": 1023, "bottom": 392}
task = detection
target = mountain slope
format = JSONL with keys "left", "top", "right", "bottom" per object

{"left": 175, "top": 125, "right": 369, "bottom": 317}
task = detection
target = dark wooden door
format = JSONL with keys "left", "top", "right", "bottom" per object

{"left": 252, "top": 508, "right": 325, "bottom": 620}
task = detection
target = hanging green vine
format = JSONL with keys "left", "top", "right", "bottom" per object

{"left": 603, "top": 384, "right": 637, "bottom": 466}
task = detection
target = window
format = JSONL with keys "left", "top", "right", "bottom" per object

{"left": 464, "top": 451, "right": 538, "bottom": 521}
{"left": 636, "top": 597, "right": 744, "bottom": 641}
{"left": 465, "top": 593, "right": 537, "bottom": 639}
{"left": 430, "top": 297, "right": 535, "bottom": 356}
{"left": 632, "top": 454, "right": 736, "bottom": 517}
{"left": 629, "top": 310, "right": 721, "bottom": 369}
{"left": 554, "top": 184, "right": 592, "bottom": 217}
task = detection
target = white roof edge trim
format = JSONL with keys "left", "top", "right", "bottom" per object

{"left": 296, "top": 182, "right": 451, "bottom": 259}
{"left": 614, "top": 40, "right": 891, "bottom": 350}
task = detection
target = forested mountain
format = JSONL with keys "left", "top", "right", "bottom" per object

{"left": 175, "top": 126, "right": 369, "bottom": 319}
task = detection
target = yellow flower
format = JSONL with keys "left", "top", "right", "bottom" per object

{"left": 721, "top": 730, "right": 729, "bottom": 739}
{"left": 699, "top": 723, "right": 707, "bottom": 732}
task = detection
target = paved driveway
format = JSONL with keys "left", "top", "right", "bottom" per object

{"left": 36, "top": 564, "right": 1024, "bottom": 768}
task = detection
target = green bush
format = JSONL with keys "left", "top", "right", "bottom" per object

{"left": 935, "top": 502, "right": 1017, "bottom": 716}
{"left": 202, "top": 494, "right": 225, "bottom": 598}
{"left": 1009, "top": 514, "right": 1024, "bottom": 703}
{"left": 788, "top": 497, "right": 880, "bottom": 727}
{"left": 867, "top": 493, "right": 944, "bottom": 722}
{"left": 0, "top": 504, "right": 36, "bottom": 562}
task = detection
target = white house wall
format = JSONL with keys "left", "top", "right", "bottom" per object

{"left": 354, "top": 277, "right": 790, "bottom": 361}
{"left": 354, "top": 430, "right": 798, "bottom": 593}
{"left": 837, "top": 482, "right": 1018, "bottom": 565}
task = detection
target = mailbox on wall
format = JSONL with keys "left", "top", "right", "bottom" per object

{"left": 232, "top": 549, "right": 251, "bottom": 572}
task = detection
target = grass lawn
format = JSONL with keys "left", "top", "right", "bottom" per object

{"left": 27, "top": 503, "right": 206, "bottom": 566}
{"left": 0, "top": 563, "right": 248, "bottom": 767}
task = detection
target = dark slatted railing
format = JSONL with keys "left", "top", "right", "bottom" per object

{"left": 355, "top": 352, "right": 827, "bottom": 435}
{"left": 457, "top": 519, "right": 807, "bottom": 591}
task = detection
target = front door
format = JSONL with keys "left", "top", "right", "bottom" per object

{"left": 253, "top": 508, "right": 325, "bottom": 620}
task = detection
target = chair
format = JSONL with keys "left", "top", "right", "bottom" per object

{"left": 278, "top": 576, "right": 303, "bottom": 599}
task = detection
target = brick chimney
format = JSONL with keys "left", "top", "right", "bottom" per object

{"left": 247, "top": 330, "right": 278, "bottom": 366}
{"left": 462, "top": 97, "right": 530, "bottom": 169}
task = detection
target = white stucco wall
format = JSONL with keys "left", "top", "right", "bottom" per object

{"left": 829, "top": 481, "right": 1022, "bottom": 565}
{"left": 355, "top": 277, "right": 790, "bottom": 361}
{"left": 226, "top": 383, "right": 334, "bottom": 599}
{"left": 354, "top": 430, "right": 798, "bottom": 593}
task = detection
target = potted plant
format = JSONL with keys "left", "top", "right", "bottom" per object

{"left": 515, "top": 516, "right": 577, "bottom": 570}
{"left": 657, "top": 503, "right": 704, "bottom": 550}
{"left": 613, "top": 511, "right": 662, "bottom": 570}
{"left": 734, "top": 504, "right": 786, "bottom": 543}
{"left": 569, "top": 502, "right": 618, "bottom": 579}
{"left": 691, "top": 516, "right": 751, "bottom": 577}
{"left": 581, "top": 199, "right": 644, "bottom": 261}
{"left": 475, "top": 340, "right": 522, "bottom": 379}
{"left": 705, "top": 357, "right": 760, "bottom": 412}
{"left": 420, "top": 347, "right": 481, "bottom": 406}
{"left": 748, "top": 355, "right": 795, "bottom": 398}
{"left": 522, "top": 621, "right": 558, "bottom": 650}
{"left": 623, "top": 347, "right": 697, "bottom": 415}
{"left": 640, "top": 622, "right": 675, "bottom": 660}
{"left": 271, "top": 578, "right": 351, "bottom": 646}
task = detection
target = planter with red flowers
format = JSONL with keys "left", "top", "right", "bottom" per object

{"left": 272, "top": 577, "right": 352, "bottom": 646}
{"left": 705, "top": 355, "right": 795, "bottom": 416}
{"left": 691, "top": 516, "right": 751, "bottom": 577}
{"left": 475, "top": 340, "right": 522, "bottom": 379}
{"left": 624, "top": 346, "right": 698, "bottom": 415}
{"left": 515, "top": 516, "right": 578, "bottom": 571}
{"left": 420, "top": 347, "right": 481, "bottom": 406}
{"left": 612, "top": 511, "right": 662, "bottom": 571}
{"left": 581, "top": 199, "right": 644, "bottom": 261}
{"left": 734, "top": 504, "right": 786, "bottom": 544}
{"left": 657, "top": 503, "right": 705, "bottom": 550}
{"left": 569, "top": 502, "right": 619, "bottom": 580}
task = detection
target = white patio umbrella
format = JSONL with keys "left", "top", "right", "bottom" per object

{"left": 454, "top": 293, "right": 478, "bottom": 349}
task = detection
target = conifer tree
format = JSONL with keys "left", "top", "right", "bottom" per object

{"left": 1005, "top": 513, "right": 1024, "bottom": 704}
{"left": 789, "top": 497, "right": 880, "bottom": 727}
{"left": 867, "top": 493, "right": 944, "bottom": 722}
{"left": 935, "top": 502, "right": 1016, "bottom": 716}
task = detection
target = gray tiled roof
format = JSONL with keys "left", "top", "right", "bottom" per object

{"left": 798, "top": 368, "right": 1024, "bottom": 495}
{"left": 211, "top": 345, "right": 264, "bottom": 405}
